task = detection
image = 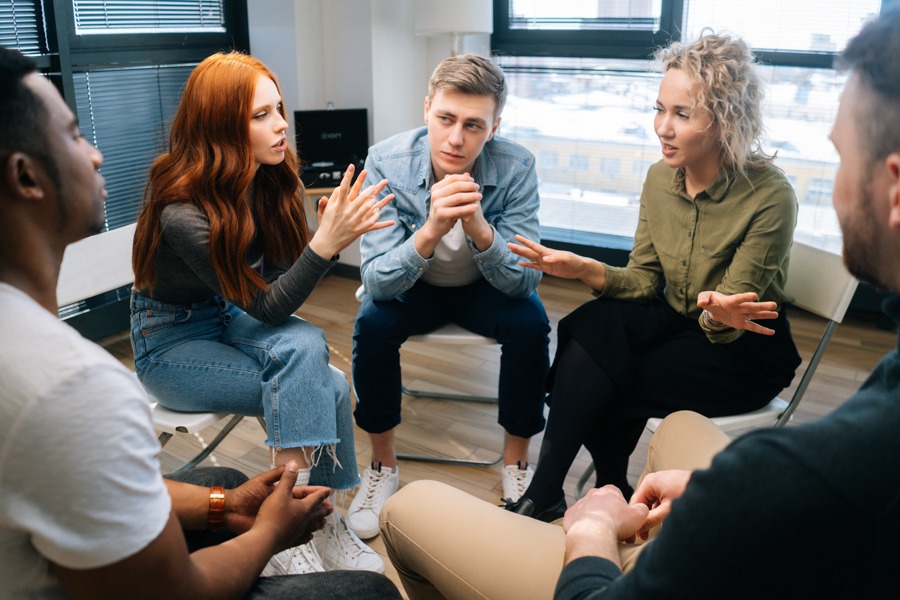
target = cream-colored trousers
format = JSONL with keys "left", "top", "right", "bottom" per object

{"left": 379, "top": 411, "right": 732, "bottom": 600}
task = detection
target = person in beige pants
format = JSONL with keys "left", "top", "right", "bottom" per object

{"left": 379, "top": 411, "right": 730, "bottom": 600}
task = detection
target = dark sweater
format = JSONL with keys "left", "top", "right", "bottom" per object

{"left": 556, "top": 296, "right": 900, "bottom": 599}
{"left": 137, "top": 203, "right": 334, "bottom": 324}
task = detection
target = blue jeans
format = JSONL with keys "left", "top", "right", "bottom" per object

{"left": 131, "top": 293, "right": 358, "bottom": 490}
{"left": 352, "top": 279, "right": 550, "bottom": 437}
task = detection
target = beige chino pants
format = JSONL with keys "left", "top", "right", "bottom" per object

{"left": 379, "top": 411, "right": 733, "bottom": 600}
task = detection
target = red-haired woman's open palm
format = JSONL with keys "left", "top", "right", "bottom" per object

{"left": 309, "top": 164, "right": 395, "bottom": 258}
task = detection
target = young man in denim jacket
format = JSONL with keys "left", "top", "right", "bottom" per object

{"left": 347, "top": 54, "right": 551, "bottom": 539}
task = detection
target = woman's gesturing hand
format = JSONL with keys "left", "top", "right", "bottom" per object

{"left": 309, "top": 164, "right": 395, "bottom": 259}
{"left": 508, "top": 234, "right": 608, "bottom": 291}
{"left": 697, "top": 290, "right": 779, "bottom": 335}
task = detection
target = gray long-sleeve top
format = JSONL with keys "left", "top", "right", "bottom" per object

{"left": 135, "top": 203, "right": 334, "bottom": 324}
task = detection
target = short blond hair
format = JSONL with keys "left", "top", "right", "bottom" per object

{"left": 427, "top": 54, "right": 507, "bottom": 118}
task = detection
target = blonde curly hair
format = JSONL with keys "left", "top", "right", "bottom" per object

{"left": 655, "top": 32, "right": 773, "bottom": 172}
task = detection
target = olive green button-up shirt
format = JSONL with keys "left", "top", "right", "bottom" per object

{"left": 601, "top": 160, "right": 798, "bottom": 344}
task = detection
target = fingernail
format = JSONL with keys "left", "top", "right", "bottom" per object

{"left": 286, "top": 461, "right": 299, "bottom": 472}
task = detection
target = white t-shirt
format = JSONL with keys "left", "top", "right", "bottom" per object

{"left": 0, "top": 283, "right": 171, "bottom": 599}
{"left": 420, "top": 220, "right": 482, "bottom": 287}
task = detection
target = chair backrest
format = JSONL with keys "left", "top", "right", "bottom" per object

{"left": 57, "top": 223, "right": 136, "bottom": 307}
{"left": 783, "top": 241, "right": 857, "bottom": 324}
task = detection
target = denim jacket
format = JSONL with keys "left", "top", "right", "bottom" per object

{"left": 359, "top": 126, "right": 542, "bottom": 301}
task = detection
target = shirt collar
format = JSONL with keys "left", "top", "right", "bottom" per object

{"left": 671, "top": 166, "right": 735, "bottom": 202}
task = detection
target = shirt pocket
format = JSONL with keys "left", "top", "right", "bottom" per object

{"left": 698, "top": 219, "right": 744, "bottom": 259}
{"left": 395, "top": 208, "right": 423, "bottom": 233}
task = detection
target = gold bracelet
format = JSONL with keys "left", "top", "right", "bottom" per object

{"left": 208, "top": 486, "right": 226, "bottom": 531}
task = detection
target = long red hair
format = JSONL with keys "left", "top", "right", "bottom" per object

{"left": 133, "top": 51, "right": 309, "bottom": 306}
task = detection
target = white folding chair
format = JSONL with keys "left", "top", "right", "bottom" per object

{"left": 58, "top": 224, "right": 264, "bottom": 472}
{"left": 575, "top": 240, "right": 859, "bottom": 497}
{"left": 355, "top": 285, "right": 502, "bottom": 466}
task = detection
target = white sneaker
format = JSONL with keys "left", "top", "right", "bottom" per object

{"left": 501, "top": 461, "right": 534, "bottom": 502}
{"left": 261, "top": 542, "right": 326, "bottom": 576}
{"left": 346, "top": 462, "right": 400, "bottom": 539}
{"left": 314, "top": 512, "right": 385, "bottom": 572}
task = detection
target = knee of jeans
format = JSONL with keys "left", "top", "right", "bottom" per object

{"left": 354, "top": 301, "right": 404, "bottom": 341}
{"left": 329, "top": 365, "right": 351, "bottom": 398}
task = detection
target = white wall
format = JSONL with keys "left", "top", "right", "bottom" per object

{"left": 247, "top": 0, "right": 491, "bottom": 265}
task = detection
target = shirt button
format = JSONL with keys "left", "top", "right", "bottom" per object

{"left": 418, "top": 267, "right": 424, "bottom": 271}
{"left": 411, "top": 224, "right": 417, "bottom": 230}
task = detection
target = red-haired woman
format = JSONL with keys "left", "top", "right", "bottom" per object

{"left": 131, "top": 52, "right": 393, "bottom": 575}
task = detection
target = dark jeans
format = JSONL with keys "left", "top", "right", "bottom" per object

{"left": 164, "top": 468, "right": 401, "bottom": 599}
{"left": 352, "top": 279, "right": 551, "bottom": 437}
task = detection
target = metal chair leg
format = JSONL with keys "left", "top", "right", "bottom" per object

{"left": 398, "top": 387, "right": 503, "bottom": 466}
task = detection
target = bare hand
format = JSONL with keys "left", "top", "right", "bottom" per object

{"left": 310, "top": 164, "right": 395, "bottom": 258}
{"left": 563, "top": 485, "right": 649, "bottom": 543}
{"left": 252, "top": 462, "right": 333, "bottom": 552}
{"left": 424, "top": 173, "right": 483, "bottom": 239}
{"left": 697, "top": 290, "right": 779, "bottom": 335}
{"left": 508, "top": 235, "right": 592, "bottom": 280}
{"left": 627, "top": 469, "right": 692, "bottom": 541}
{"left": 224, "top": 466, "right": 284, "bottom": 534}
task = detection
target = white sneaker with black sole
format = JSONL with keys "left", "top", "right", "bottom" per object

{"left": 314, "top": 511, "right": 384, "bottom": 572}
{"left": 501, "top": 461, "right": 534, "bottom": 503}
{"left": 261, "top": 541, "right": 326, "bottom": 576}
{"left": 346, "top": 462, "right": 400, "bottom": 539}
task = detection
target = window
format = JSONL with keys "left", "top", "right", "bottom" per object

{"left": 72, "top": 0, "right": 225, "bottom": 34}
{"left": 4, "top": 0, "right": 248, "bottom": 325}
{"left": 494, "top": 0, "right": 895, "bottom": 254}
{"left": 1, "top": 0, "right": 47, "bottom": 56}
{"left": 568, "top": 153, "right": 588, "bottom": 170}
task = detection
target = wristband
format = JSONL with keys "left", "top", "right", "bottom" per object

{"left": 208, "top": 486, "right": 226, "bottom": 531}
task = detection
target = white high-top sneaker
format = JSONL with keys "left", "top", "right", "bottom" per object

{"left": 346, "top": 462, "right": 400, "bottom": 539}
{"left": 261, "top": 542, "right": 326, "bottom": 576}
{"left": 501, "top": 461, "right": 534, "bottom": 502}
{"left": 314, "top": 511, "right": 385, "bottom": 572}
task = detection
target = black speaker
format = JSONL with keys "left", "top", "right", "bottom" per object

{"left": 295, "top": 108, "right": 369, "bottom": 188}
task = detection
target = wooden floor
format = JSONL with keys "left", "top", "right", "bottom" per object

{"left": 99, "top": 273, "right": 896, "bottom": 596}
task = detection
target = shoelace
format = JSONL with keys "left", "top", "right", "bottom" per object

{"left": 326, "top": 515, "right": 367, "bottom": 558}
{"left": 289, "top": 543, "right": 324, "bottom": 573}
{"left": 508, "top": 461, "right": 530, "bottom": 498}
{"left": 356, "top": 464, "right": 391, "bottom": 510}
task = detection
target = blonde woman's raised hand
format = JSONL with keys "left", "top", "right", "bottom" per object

{"left": 508, "top": 234, "right": 608, "bottom": 291}
{"left": 309, "top": 164, "right": 394, "bottom": 259}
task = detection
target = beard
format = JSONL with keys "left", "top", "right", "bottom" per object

{"left": 840, "top": 177, "right": 892, "bottom": 292}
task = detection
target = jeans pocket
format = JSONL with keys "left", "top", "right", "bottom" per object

{"left": 139, "top": 308, "right": 189, "bottom": 336}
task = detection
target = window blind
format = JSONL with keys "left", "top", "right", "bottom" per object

{"left": 507, "top": 0, "right": 662, "bottom": 32}
{"left": 74, "top": 63, "right": 195, "bottom": 230}
{"left": 683, "top": 0, "right": 881, "bottom": 54}
{"left": 0, "top": 0, "right": 46, "bottom": 55}
{"left": 73, "top": 0, "right": 225, "bottom": 34}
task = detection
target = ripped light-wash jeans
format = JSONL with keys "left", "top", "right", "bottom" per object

{"left": 130, "top": 293, "right": 359, "bottom": 490}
